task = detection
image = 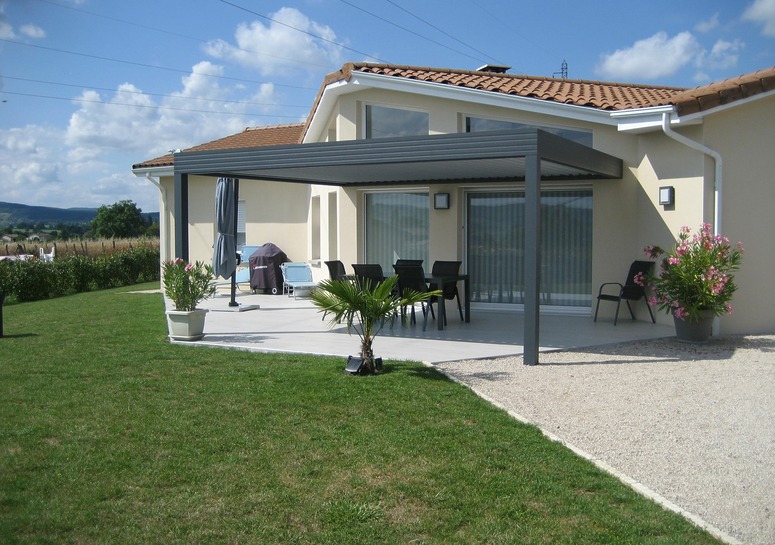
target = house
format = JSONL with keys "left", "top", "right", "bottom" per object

{"left": 132, "top": 62, "right": 775, "bottom": 362}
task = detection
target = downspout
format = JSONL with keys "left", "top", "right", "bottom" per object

{"left": 660, "top": 111, "right": 723, "bottom": 234}
{"left": 660, "top": 111, "right": 723, "bottom": 334}
{"left": 145, "top": 173, "right": 171, "bottom": 269}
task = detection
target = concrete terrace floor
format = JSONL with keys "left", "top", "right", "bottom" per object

{"left": 186, "top": 289, "right": 675, "bottom": 364}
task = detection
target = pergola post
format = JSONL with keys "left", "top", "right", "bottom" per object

{"left": 229, "top": 179, "right": 240, "bottom": 307}
{"left": 173, "top": 171, "right": 189, "bottom": 261}
{"left": 523, "top": 152, "right": 541, "bottom": 365}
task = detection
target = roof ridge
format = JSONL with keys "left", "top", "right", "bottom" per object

{"left": 245, "top": 123, "right": 305, "bottom": 132}
{"left": 350, "top": 62, "right": 689, "bottom": 91}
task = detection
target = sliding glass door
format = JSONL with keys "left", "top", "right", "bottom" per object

{"left": 466, "top": 189, "right": 592, "bottom": 308}
{"left": 365, "top": 192, "right": 429, "bottom": 272}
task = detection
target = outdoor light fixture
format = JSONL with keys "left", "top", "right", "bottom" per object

{"left": 659, "top": 186, "right": 675, "bottom": 206}
{"left": 434, "top": 192, "right": 450, "bottom": 209}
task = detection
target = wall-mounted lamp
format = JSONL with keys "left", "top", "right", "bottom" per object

{"left": 434, "top": 192, "right": 450, "bottom": 209}
{"left": 658, "top": 186, "right": 675, "bottom": 206}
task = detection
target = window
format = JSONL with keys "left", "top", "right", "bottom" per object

{"left": 466, "top": 189, "right": 593, "bottom": 308}
{"left": 366, "top": 105, "right": 429, "bottom": 139}
{"left": 466, "top": 116, "right": 592, "bottom": 146}
{"left": 237, "top": 200, "right": 246, "bottom": 249}
{"left": 311, "top": 195, "right": 321, "bottom": 260}
{"left": 365, "top": 192, "right": 429, "bottom": 271}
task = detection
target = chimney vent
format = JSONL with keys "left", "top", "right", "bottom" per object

{"left": 476, "top": 64, "right": 511, "bottom": 74}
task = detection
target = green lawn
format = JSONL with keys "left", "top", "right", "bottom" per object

{"left": 0, "top": 284, "right": 721, "bottom": 545}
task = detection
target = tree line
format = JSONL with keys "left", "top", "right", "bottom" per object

{"left": 3, "top": 200, "right": 159, "bottom": 241}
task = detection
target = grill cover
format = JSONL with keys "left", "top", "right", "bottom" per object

{"left": 248, "top": 243, "right": 289, "bottom": 294}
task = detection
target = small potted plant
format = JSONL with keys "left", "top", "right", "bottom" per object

{"left": 310, "top": 275, "right": 439, "bottom": 375}
{"left": 640, "top": 223, "right": 743, "bottom": 342}
{"left": 162, "top": 258, "right": 216, "bottom": 341}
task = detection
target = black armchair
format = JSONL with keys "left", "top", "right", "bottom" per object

{"left": 324, "top": 260, "right": 347, "bottom": 281}
{"left": 351, "top": 263, "right": 385, "bottom": 291}
{"left": 431, "top": 260, "right": 464, "bottom": 324}
{"left": 393, "top": 264, "right": 436, "bottom": 330}
{"left": 594, "top": 260, "right": 656, "bottom": 325}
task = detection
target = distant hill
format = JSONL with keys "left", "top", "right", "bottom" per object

{"left": 0, "top": 201, "right": 159, "bottom": 227}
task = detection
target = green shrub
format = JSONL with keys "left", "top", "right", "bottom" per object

{"left": 10, "top": 259, "right": 52, "bottom": 302}
{"left": 1, "top": 246, "right": 160, "bottom": 303}
{"left": 0, "top": 261, "right": 11, "bottom": 298}
{"left": 60, "top": 254, "right": 97, "bottom": 293}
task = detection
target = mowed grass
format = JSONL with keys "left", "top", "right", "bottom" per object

{"left": 0, "top": 285, "right": 722, "bottom": 545}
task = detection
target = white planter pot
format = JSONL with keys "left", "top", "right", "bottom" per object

{"left": 166, "top": 308, "right": 209, "bottom": 341}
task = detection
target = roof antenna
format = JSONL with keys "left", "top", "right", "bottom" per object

{"left": 553, "top": 60, "right": 568, "bottom": 79}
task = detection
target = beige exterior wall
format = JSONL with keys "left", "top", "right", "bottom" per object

{"left": 165, "top": 174, "right": 310, "bottom": 268}
{"left": 704, "top": 95, "right": 775, "bottom": 333}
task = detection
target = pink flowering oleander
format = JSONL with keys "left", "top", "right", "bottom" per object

{"left": 162, "top": 258, "right": 216, "bottom": 312}
{"left": 639, "top": 223, "right": 743, "bottom": 321}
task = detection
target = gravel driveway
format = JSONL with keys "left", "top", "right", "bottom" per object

{"left": 435, "top": 334, "right": 775, "bottom": 545}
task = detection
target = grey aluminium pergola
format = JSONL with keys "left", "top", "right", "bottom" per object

{"left": 172, "top": 128, "right": 623, "bottom": 365}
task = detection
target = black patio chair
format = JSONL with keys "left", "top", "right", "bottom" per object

{"left": 324, "top": 260, "right": 347, "bottom": 281}
{"left": 351, "top": 263, "right": 385, "bottom": 291}
{"left": 594, "top": 260, "right": 656, "bottom": 325}
{"left": 431, "top": 260, "right": 464, "bottom": 324}
{"left": 395, "top": 259, "right": 423, "bottom": 267}
{"left": 393, "top": 264, "right": 436, "bottom": 330}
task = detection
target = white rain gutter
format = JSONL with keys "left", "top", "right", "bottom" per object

{"left": 660, "top": 111, "right": 724, "bottom": 335}
{"left": 145, "top": 173, "right": 171, "bottom": 265}
{"left": 660, "top": 111, "right": 723, "bottom": 235}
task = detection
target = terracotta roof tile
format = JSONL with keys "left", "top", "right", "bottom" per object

{"left": 132, "top": 123, "right": 304, "bottom": 170}
{"left": 651, "top": 66, "right": 775, "bottom": 116}
{"left": 331, "top": 63, "right": 775, "bottom": 116}
{"left": 341, "top": 63, "right": 685, "bottom": 111}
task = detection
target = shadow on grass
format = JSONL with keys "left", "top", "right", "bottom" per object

{"left": 0, "top": 333, "right": 39, "bottom": 339}
{"left": 385, "top": 361, "right": 451, "bottom": 381}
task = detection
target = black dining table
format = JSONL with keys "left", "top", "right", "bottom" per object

{"left": 427, "top": 273, "right": 470, "bottom": 330}
{"left": 347, "top": 271, "right": 471, "bottom": 331}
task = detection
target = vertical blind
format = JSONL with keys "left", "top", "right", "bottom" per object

{"left": 467, "top": 189, "right": 592, "bottom": 307}
{"left": 365, "top": 192, "right": 429, "bottom": 272}
{"left": 237, "top": 200, "right": 246, "bottom": 249}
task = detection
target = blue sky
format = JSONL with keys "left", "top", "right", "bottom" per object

{"left": 1, "top": 0, "right": 773, "bottom": 213}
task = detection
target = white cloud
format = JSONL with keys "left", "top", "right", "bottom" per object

{"left": 0, "top": 20, "right": 13, "bottom": 39}
{"left": 597, "top": 31, "right": 702, "bottom": 80}
{"left": 743, "top": 0, "right": 775, "bottom": 37}
{"left": 19, "top": 23, "right": 45, "bottom": 39}
{"left": 695, "top": 13, "right": 720, "bottom": 33}
{"left": 203, "top": 7, "right": 343, "bottom": 76}
{"left": 63, "top": 60, "right": 281, "bottom": 160}
{"left": 0, "top": 0, "right": 46, "bottom": 41}
{"left": 0, "top": 126, "right": 66, "bottom": 206}
{"left": 706, "top": 39, "right": 745, "bottom": 69}
{"left": 0, "top": 60, "right": 291, "bottom": 211}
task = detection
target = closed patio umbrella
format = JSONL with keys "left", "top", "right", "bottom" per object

{"left": 213, "top": 177, "right": 239, "bottom": 306}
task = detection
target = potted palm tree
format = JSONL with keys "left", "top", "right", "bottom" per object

{"left": 310, "top": 275, "right": 439, "bottom": 374}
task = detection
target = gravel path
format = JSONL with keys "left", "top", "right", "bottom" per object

{"left": 435, "top": 335, "right": 775, "bottom": 545}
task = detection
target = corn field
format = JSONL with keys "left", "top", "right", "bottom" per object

{"left": 2, "top": 238, "right": 160, "bottom": 259}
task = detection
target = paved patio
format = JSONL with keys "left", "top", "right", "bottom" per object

{"left": 187, "top": 289, "right": 674, "bottom": 363}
